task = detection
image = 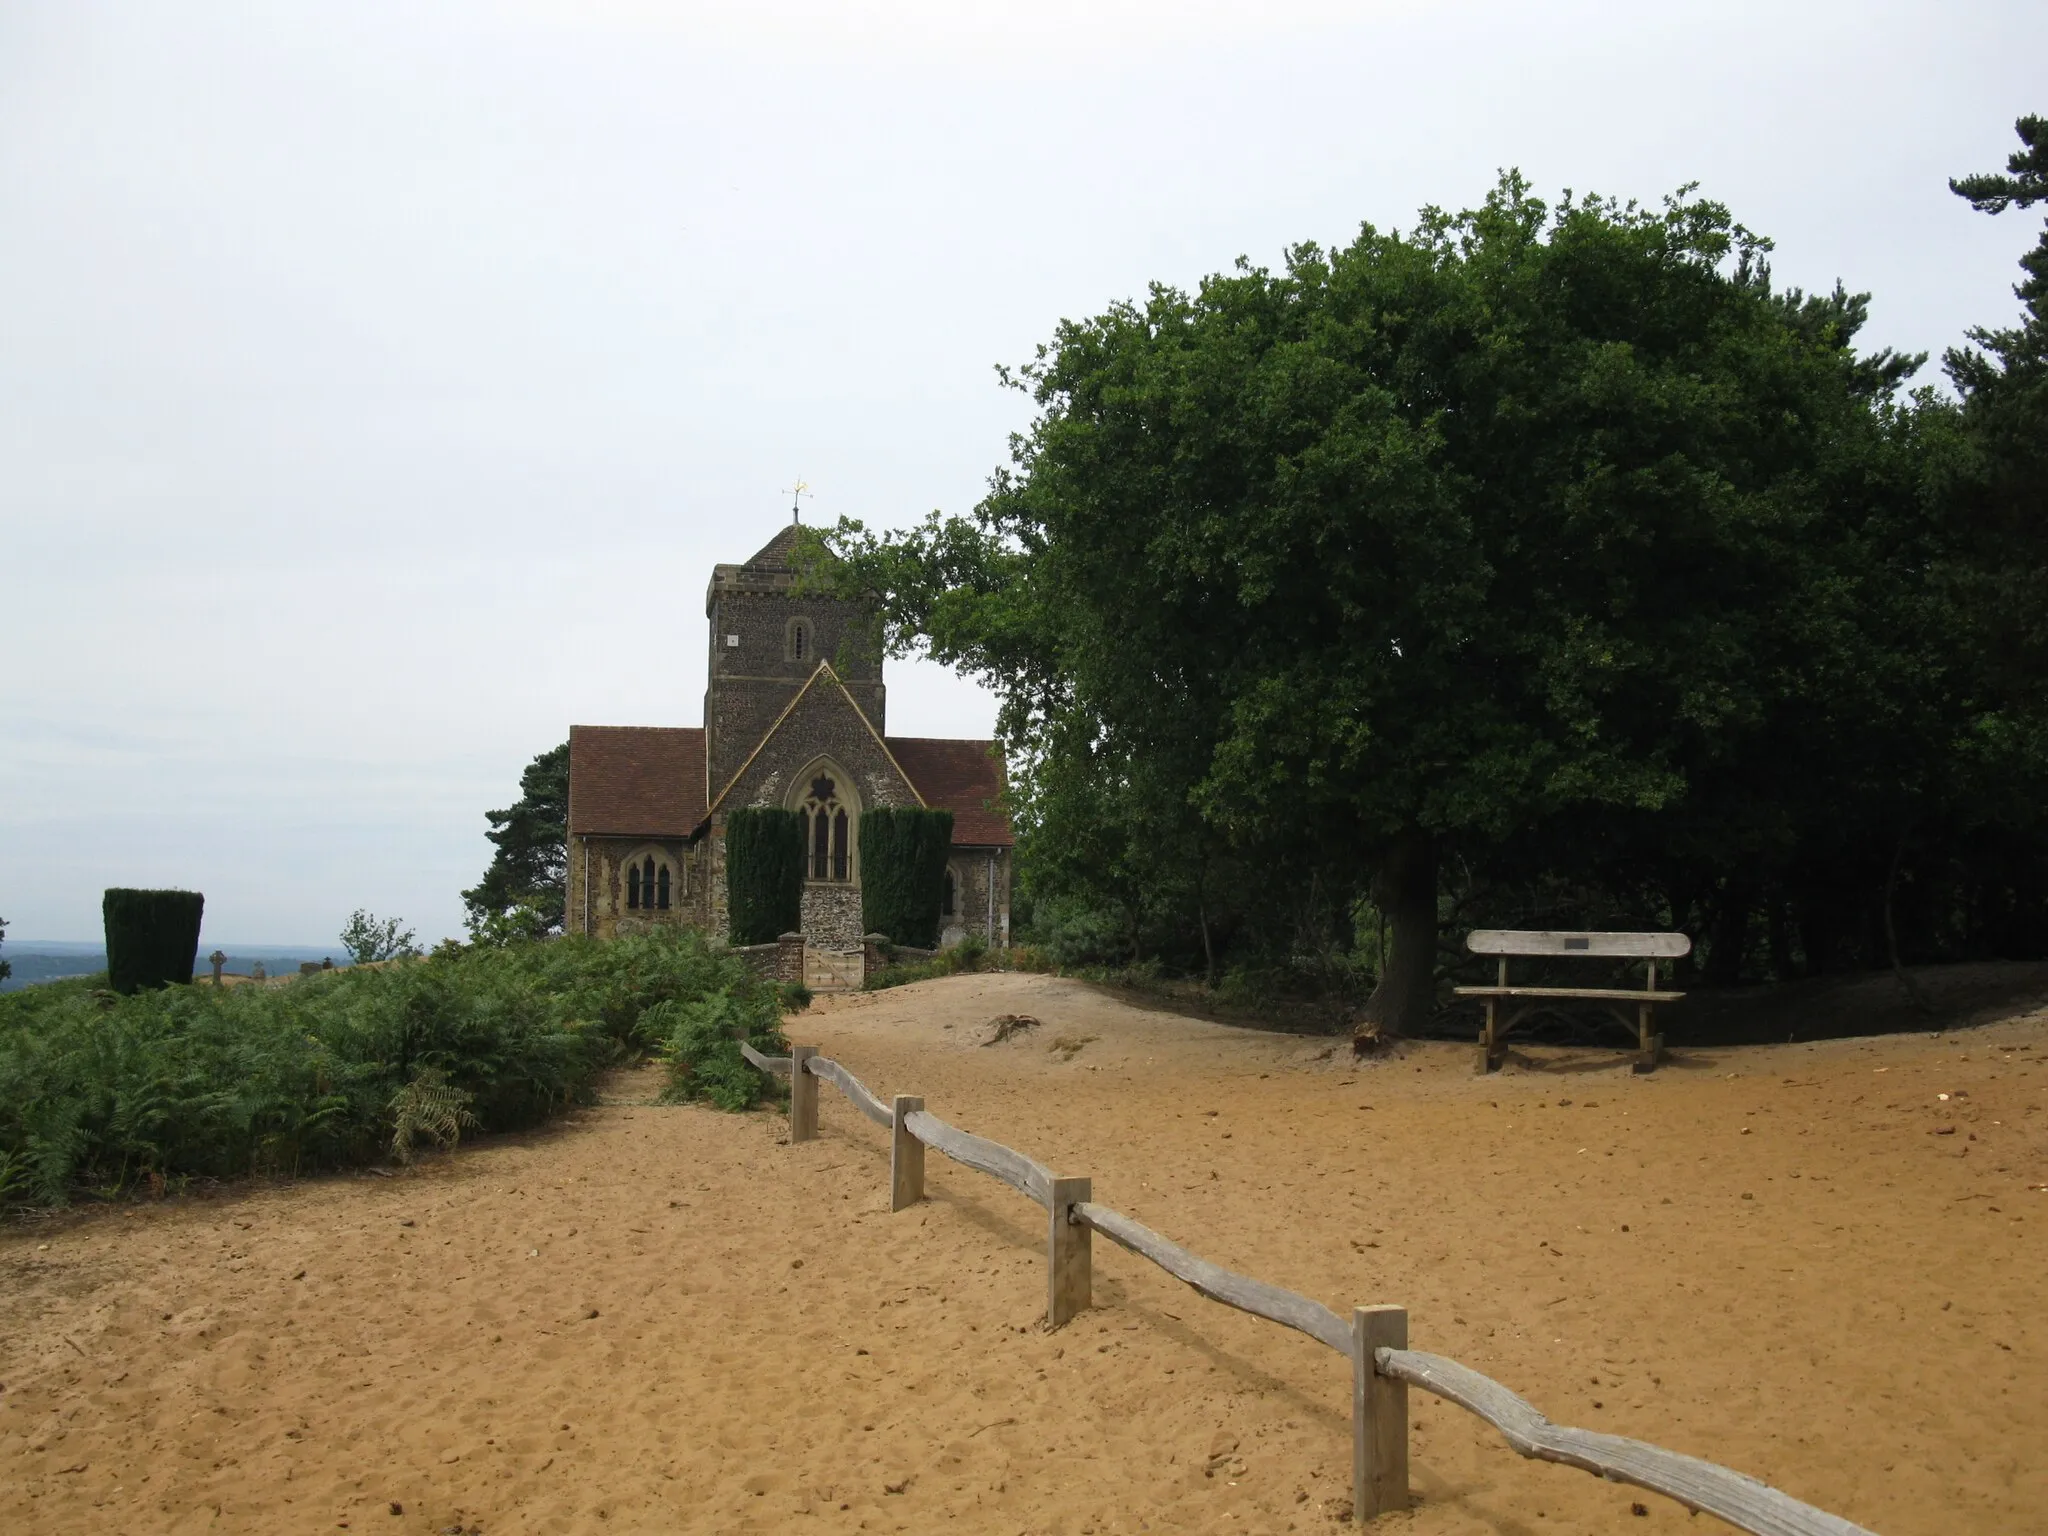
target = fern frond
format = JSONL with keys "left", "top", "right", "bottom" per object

{"left": 388, "top": 1068, "right": 479, "bottom": 1164}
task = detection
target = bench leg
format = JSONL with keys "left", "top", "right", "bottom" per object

{"left": 1475, "top": 999, "right": 1502, "bottom": 1074}
{"left": 1633, "top": 1004, "right": 1661, "bottom": 1074}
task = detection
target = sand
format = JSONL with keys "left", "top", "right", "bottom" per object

{"left": 3, "top": 971, "right": 2044, "bottom": 1536}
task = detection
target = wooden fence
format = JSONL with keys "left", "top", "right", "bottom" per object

{"left": 737, "top": 1040, "right": 1878, "bottom": 1536}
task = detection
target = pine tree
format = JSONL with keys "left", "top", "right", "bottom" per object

{"left": 463, "top": 743, "right": 570, "bottom": 939}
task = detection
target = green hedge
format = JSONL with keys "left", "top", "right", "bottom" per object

{"left": 103, "top": 888, "right": 205, "bottom": 995}
{"left": 859, "top": 808, "right": 954, "bottom": 948}
{"left": 725, "top": 807, "right": 804, "bottom": 944}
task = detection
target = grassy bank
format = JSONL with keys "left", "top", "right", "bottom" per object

{"left": 0, "top": 930, "right": 789, "bottom": 1210}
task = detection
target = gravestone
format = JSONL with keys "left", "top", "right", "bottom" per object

{"left": 250, "top": 961, "right": 267, "bottom": 981}
{"left": 208, "top": 949, "right": 226, "bottom": 986}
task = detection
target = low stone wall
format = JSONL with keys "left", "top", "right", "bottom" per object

{"left": 862, "top": 933, "right": 936, "bottom": 975}
{"left": 732, "top": 933, "right": 806, "bottom": 984}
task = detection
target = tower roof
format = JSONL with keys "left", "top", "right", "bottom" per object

{"left": 742, "top": 523, "right": 806, "bottom": 570}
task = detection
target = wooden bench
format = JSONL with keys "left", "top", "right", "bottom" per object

{"left": 1455, "top": 930, "right": 1690, "bottom": 1074}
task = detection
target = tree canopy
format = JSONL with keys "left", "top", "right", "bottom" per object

{"left": 1944, "top": 115, "right": 2048, "bottom": 747}
{"left": 806, "top": 163, "right": 2047, "bottom": 1035}
{"left": 340, "top": 910, "right": 419, "bottom": 965}
{"left": 463, "top": 742, "right": 570, "bottom": 941}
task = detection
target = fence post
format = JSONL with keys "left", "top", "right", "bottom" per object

{"left": 1352, "top": 1305, "right": 1408, "bottom": 1522}
{"left": 891, "top": 1095, "right": 925, "bottom": 1210}
{"left": 789, "top": 1045, "right": 819, "bottom": 1143}
{"left": 1046, "top": 1177, "right": 1092, "bottom": 1327}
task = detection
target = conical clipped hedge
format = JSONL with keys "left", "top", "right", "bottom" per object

{"left": 859, "top": 808, "right": 954, "bottom": 948}
{"left": 725, "top": 808, "right": 805, "bottom": 945}
{"left": 103, "top": 888, "right": 206, "bottom": 994}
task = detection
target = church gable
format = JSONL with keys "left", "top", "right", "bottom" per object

{"left": 713, "top": 662, "right": 921, "bottom": 819}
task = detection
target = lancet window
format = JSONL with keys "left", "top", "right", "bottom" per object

{"left": 625, "top": 855, "right": 671, "bottom": 911}
{"left": 799, "top": 772, "right": 852, "bottom": 882}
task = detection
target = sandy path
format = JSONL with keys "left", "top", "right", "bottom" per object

{"left": 2, "top": 971, "right": 2043, "bottom": 1536}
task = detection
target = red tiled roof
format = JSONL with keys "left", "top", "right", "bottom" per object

{"left": 887, "top": 737, "right": 1013, "bottom": 846}
{"left": 568, "top": 726, "right": 707, "bottom": 837}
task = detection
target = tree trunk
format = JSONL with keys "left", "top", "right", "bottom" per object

{"left": 1356, "top": 827, "right": 1438, "bottom": 1046}
{"left": 1798, "top": 903, "right": 1835, "bottom": 977}
{"left": 1705, "top": 875, "right": 1754, "bottom": 987}
{"left": 1765, "top": 896, "right": 1794, "bottom": 982}
{"left": 1885, "top": 829, "right": 1936, "bottom": 1017}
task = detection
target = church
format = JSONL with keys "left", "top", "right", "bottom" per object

{"left": 564, "top": 523, "right": 1013, "bottom": 972}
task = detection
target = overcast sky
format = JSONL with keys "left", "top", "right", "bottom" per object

{"left": 2, "top": 1, "right": 2041, "bottom": 946}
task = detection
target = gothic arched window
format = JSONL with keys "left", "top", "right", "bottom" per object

{"left": 796, "top": 771, "right": 854, "bottom": 883}
{"left": 789, "top": 618, "right": 811, "bottom": 663}
{"left": 627, "top": 856, "right": 670, "bottom": 912}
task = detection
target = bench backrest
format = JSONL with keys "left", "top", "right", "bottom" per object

{"left": 1466, "top": 929, "right": 1691, "bottom": 959}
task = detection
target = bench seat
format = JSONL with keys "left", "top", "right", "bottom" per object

{"left": 1462, "top": 928, "right": 1692, "bottom": 1074}
{"left": 1453, "top": 985, "right": 1686, "bottom": 1003}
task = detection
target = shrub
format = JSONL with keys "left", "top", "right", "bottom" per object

{"left": 725, "top": 807, "right": 805, "bottom": 944}
{"left": 102, "top": 889, "right": 205, "bottom": 994}
{"left": 0, "top": 926, "right": 780, "bottom": 1209}
{"left": 1024, "top": 894, "right": 1132, "bottom": 969}
{"left": 859, "top": 808, "right": 954, "bottom": 948}
{"left": 779, "top": 981, "right": 814, "bottom": 1012}
{"left": 652, "top": 983, "right": 788, "bottom": 1112}
{"left": 340, "top": 909, "right": 419, "bottom": 964}
{"left": 861, "top": 933, "right": 1052, "bottom": 990}
{"left": 466, "top": 900, "right": 553, "bottom": 948}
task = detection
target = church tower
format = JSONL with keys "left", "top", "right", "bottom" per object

{"left": 702, "top": 523, "right": 886, "bottom": 799}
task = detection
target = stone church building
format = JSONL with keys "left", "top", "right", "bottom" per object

{"left": 564, "top": 524, "right": 1013, "bottom": 970}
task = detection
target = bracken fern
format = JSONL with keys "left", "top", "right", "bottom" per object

{"left": 389, "top": 1068, "right": 480, "bottom": 1164}
{"left": 0, "top": 927, "right": 786, "bottom": 1208}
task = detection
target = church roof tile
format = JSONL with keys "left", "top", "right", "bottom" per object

{"left": 887, "top": 737, "right": 1013, "bottom": 847}
{"left": 567, "top": 725, "right": 707, "bottom": 837}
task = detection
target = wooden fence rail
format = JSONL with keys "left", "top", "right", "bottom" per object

{"left": 1376, "top": 1351, "right": 1874, "bottom": 1536}
{"left": 1073, "top": 1202, "right": 1351, "bottom": 1355}
{"left": 903, "top": 1107, "right": 1055, "bottom": 1206}
{"left": 737, "top": 1042, "right": 790, "bottom": 1077}
{"left": 748, "top": 1041, "right": 1877, "bottom": 1536}
{"left": 806, "top": 1055, "right": 892, "bottom": 1128}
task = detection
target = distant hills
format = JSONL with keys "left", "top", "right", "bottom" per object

{"left": 0, "top": 942, "right": 351, "bottom": 993}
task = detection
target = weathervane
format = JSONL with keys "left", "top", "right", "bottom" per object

{"left": 785, "top": 478, "right": 811, "bottom": 525}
